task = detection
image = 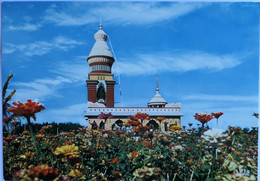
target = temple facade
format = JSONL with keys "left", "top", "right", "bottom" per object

{"left": 85, "top": 24, "right": 183, "bottom": 131}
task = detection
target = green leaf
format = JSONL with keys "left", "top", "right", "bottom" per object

{"left": 200, "top": 165, "right": 211, "bottom": 170}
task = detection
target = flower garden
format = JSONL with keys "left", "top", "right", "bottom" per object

{"left": 3, "top": 74, "right": 258, "bottom": 181}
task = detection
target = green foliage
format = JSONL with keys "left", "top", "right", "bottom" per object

{"left": 2, "top": 73, "right": 16, "bottom": 117}
{"left": 3, "top": 126, "right": 258, "bottom": 180}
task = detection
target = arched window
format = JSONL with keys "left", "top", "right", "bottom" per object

{"left": 99, "top": 121, "right": 105, "bottom": 129}
{"left": 146, "top": 120, "right": 159, "bottom": 130}
{"left": 97, "top": 84, "right": 106, "bottom": 102}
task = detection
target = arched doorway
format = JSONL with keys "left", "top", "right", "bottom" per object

{"left": 115, "top": 119, "right": 123, "bottom": 127}
{"left": 99, "top": 121, "right": 105, "bottom": 129}
{"left": 91, "top": 121, "right": 98, "bottom": 130}
{"left": 146, "top": 120, "right": 159, "bottom": 130}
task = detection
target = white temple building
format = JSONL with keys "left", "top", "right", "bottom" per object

{"left": 85, "top": 24, "right": 183, "bottom": 130}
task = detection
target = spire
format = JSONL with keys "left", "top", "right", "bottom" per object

{"left": 147, "top": 75, "right": 167, "bottom": 108}
{"left": 99, "top": 17, "right": 102, "bottom": 30}
{"left": 156, "top": 75, "right": 159, "bottom": 93}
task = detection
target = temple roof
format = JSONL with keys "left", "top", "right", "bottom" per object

{"left": 88, "top": 24, "right": 113, "bottom": 58}
{"left": 148, "top": 76, "right": 167, "bottom": 106}
{"left": 148, "top": 91, "right": 167, "bottom": 106}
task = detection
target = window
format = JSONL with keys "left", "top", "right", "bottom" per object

{"left": 97, "top": 84, "right": 106, "bottom": 102}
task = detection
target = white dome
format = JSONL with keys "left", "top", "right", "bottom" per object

{"left": 148, "top": 91, "right": 167, "bottom": 106}
{"left": 88, "top": 26, "right": 113, "bottom": 59}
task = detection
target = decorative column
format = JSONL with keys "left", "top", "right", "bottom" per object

{"left": 86, "top": 80, "right": 98, "bottom": 103}
{"left": 106, "top": 80, "right": 116, "bottom": 107}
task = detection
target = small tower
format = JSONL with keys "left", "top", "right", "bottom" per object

{"left": 148, "top": 76, "right": 167, "bottom": 108}
{"left": 86, "top": 24, "right": 116, "bottom": 107}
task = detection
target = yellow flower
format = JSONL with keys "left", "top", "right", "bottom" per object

{"left": 69, "top": 169, "right": 85, "bottom": 179}
{"left": 19, "top": 155, "right": 26, "bottom": 160}
{"left": 169, "top": 125, "right": 182, "bottom": 132}
{"left": 228, "top": 154, "right": 233, "bottom": 159}
{"left": 54, "top": 144, "right": 79, "bottom": 156}
{"left": 187, "top": 159, "right": 193, "bottom": 164}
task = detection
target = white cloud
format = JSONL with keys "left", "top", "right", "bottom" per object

{"left": 113, "top": 50, "right": 242, "bottom": 75}
{"left": 12, "top": 76, "right": 72, "bottom": 103}
{"left": 38, "top": 103, "right": 88, "bottom": 126}
{"left": 8, "top": 23, "right": 42, "bottom": 31}
{"left": 182, "top": 94, "right": 258, "bottom": 102}
{"left": 50, "top": 56, "right": 89, "bottom": 82}
{"left": 10, "top": 56, "right": 88, "bottom": 103}
{"left": 3, "top": 36, "right": 84, "bottom": 56}
{"left": 43, "top": 2, "right": 208, "bottom": 26}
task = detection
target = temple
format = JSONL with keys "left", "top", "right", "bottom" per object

{"left": 85, "top": 24, "right": 183, "bottom": 131}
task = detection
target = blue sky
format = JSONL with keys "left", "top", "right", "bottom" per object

{"left": 2, "top": 2, "right": 259, "bottom": 130}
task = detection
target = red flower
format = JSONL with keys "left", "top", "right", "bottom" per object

{"left": 131, "top": 151, "right": 139, "bottom": 159}
{"left": 133, "top": 112, "right": 150, "bottom": 121}
{"left": 114, "top": 171, "right": 121, "bottom": 174}
{"left": 212, "top": 112, "right": 223, "bottom": 119}
{"left": 29, "top": 164, "right": 59, "bottom": 180}
{"left": 156, "top": 116, "right": 166, "bottom": 122}
{"left": 38, "top": 129, "right": 46, "bottom": 134}
{"left": 3, "top": 116, "right": 12, "bottom": 123}
{"left": 98, "top": 112, "right": 112, "bottom": 119}
{"left": 109, "top": 158, "right": 119, "bottom": 165}
{"left": 8, "top": 100, "right": 45, "bottom": 119}
{"left": 127, "top": 120, "right": 141, "bottom": 126}
{"left": 11, "top": 121, "right": 20, "bottom": 126}
{"left": 4, "top": 135, "right": 17, "bottom": 142}
{"left": 194, "top": 113, "right": 213, "bottom": 127}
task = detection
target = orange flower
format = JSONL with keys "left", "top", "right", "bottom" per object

{"left": 133, "top": 112, "right": 150, "bottom": 121}
{"left": 8, "top": 99, "right": 45, "bottom": 119}
{"left": 141, "top": 140, "right": 155, "bottom": 149}
{"left": 63, "top": 140, "right": 73, "bottom": 145}
{"left": 234, "top": 152, "right": 242, "bottom": 156}
{"left": 212, "top": 112, "right": 223, "bottom": 119}
{"left": 132, "top": 125, "right": 141, "bottom": 133}
{"left": 187, "top": 159, "right": 193, "bottom": 164}
{"left": 109, "top": 158, "right": 119, "bottom": 164}
{"left": 194, "top": 113, "right": 213, "bottom": 127}
{"left": 29, "top": 164, "right": 59, "bottom": 180}
{"left": 131, "top": 151, "right": 139, "bottom": 159}
{"left": 127, "top": 120, "right": 141, "bottom": 126}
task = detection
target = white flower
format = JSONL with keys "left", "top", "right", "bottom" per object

{"left": 202, "top": 128, "right": 228, "bottom": 143}
{"left": 172, "top": 145, "right": 183, "bottom": 152}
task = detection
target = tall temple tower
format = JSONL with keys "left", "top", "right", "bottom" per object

{"left": 86, "top": 24, "right": 116, "bottom": 107}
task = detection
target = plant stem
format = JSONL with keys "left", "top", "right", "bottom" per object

{"left": 66, "top": 157, "right": 70, "bottom": 181}
{"left": 27, "top": 117, "right": 40, "bottom": 162}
